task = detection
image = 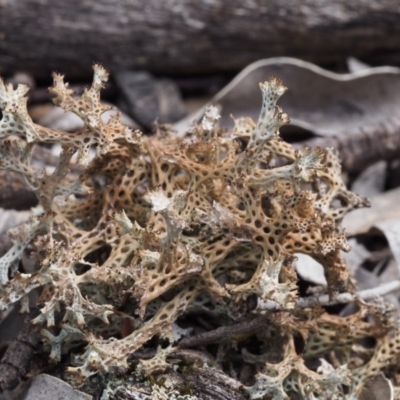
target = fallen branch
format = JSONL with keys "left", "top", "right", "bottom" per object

{"left": 4, "top": 0, "right": 400, "bottom": 79}
{"left": 297, "top": 119, "right": 400, "bottom": 173}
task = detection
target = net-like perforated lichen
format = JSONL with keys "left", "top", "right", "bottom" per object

{"left": 0, "top": 65, "right": 399, "bottom": 399}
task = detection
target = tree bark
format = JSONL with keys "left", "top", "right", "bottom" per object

{"left": 1, "top": 1, "right": 400, "bottom": 80}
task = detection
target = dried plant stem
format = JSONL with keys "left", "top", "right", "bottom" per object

{"left": 257, "top": 280, "right": 400, "bottom": 311}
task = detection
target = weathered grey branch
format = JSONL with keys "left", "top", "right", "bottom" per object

{"left": 297, "top": 119, "right": 400, "bottom": 173}
{"left": 2, "top": 1, "right": 400, "bottom": 79}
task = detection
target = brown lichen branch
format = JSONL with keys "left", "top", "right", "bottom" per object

{"left": 0, "top": 66, "right": 396, "bottom": 398}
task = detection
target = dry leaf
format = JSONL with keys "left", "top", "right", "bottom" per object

{"left": 351, "top": 161, "right": 387, "bottom": 198}
{"left": 343, "top": 187, "right": 400, "bottom": 236}
{"left": 294, "top": 253, "right": 327, "bottom": 285}
{"left": 359, "top": 373, "right": 394, "bottom": 400}
{"left": 342, "top": 238, "right": 371, "bottom": 275}
{"left": 175, "top": 57, "right": 400, "bottom": 137}
{"left": 375, "top": 218, "right": 400, "bottom": 267}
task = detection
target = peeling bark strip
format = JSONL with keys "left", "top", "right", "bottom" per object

{"left": 2, "top": 1, "right": 400, "bottom": 79}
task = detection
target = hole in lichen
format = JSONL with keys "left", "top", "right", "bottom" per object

{"left": 161, "top": 163, "right": 169, "bottom": 172}
{"left": 261, "top": 197, "right": 275, "bottom": 218}
{"left": 263, "top": 227, "right": 271, "bottom": 234}
{"left": 83, "top": 244, "right": 112, "bottom": 266}
{"left": 293, "top": 332, "right": 305, "bottom": 355}
{"left": 357, "top": 336, "right": 377, "bottom": 350}
{"left": 237, "top": 202, "right": 245, "bottom": 211}
{"left": 74, "top": 261, "right": 93, "bottom": 276}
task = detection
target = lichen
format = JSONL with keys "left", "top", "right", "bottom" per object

{"left": 0, "top": 66, "right": 398, "bottom": 399}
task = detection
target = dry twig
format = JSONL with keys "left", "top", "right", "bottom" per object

{"left": 256, "top": 280, "right": 400, "bottom": 311}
